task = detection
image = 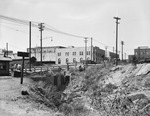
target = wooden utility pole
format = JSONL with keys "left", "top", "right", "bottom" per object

{"left": 121, "top": 41, "right": 124, "bottom": 61}
{"left": 91, "top": 37, "right": 93, "bottom": 62}
{"left": 114, "top": 17, "right": 121, "bottom": 66}
{"left": 29, "top": 21, "right": 31, "bottom": 71}
{"left": 84, "top": 38, "right": 88, "bottom": 67}
{"left": 6, "top": 43, "right": 8, "bottom": 57}
{"left": 105, "top": 46, "right": 108, "bottom": 57}
{"left": 113, "top": 47, "right": 114, "bottom": 53}
{"left": 38, "top": 23, "right": 44, "bottom": 73}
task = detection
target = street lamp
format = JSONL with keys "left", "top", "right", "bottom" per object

{"left": 42, "top": 36, "right": 53, "bottom": 41}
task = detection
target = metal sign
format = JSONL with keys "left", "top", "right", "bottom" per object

{"left": 17, "top": 52, "right": 29, "bottom": 57}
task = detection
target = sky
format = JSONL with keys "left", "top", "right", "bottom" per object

{"left": 0, "top": 0, "right": 150, "bottom": 59}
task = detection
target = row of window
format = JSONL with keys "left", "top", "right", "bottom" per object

{"left": 135, "top": 51, "right": 150, "bottom": 55}
{"left": 58, "top": 57, "right": 90, "bottom": 64}
{"left": 58, "top": 51, "right": 91, "bottom": 56}
{"left": 31, "top": 50, "right": 53, "bottom": 53}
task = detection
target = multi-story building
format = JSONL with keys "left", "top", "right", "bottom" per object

{"left": 55, "top": 46, "right": 109, "bottom": 65}
{"left": 27, "top": 46, "right": 65, "bottom": 63}
{"left": 27, "top": 46, "right": 117, "bottom": 65}
{"left": 134, "top": 46, "right": 150, "bottom": 60}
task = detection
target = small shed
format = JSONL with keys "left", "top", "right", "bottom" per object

{"left": 0, "top": 56, "right": 12, "bottom": 76}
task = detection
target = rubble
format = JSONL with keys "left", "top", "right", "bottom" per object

{"left": 26, "top": 63, "right": 150, "bottom": 116}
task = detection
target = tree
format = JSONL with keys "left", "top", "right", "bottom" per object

{"left": 30, "top": 57, "right": 37, "bottom": 66}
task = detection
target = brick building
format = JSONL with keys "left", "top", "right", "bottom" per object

{"left": 134, "top": 46, "right": 150, "bottom": 60}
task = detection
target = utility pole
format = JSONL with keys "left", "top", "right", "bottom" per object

{"left": 84, "top": 38, "right": 88, "bottom": 68}
{"left": 113, "top": 47, "right": 114, "bottom": 53}
{"left": 114, "top": 17, "right": 121, "bottom": 66}
{"left": 121, "top": 41, "right": 124, "bottom": 61}
{"left": 38, "top": 23, "right": 44, "bottom": 73}
{"left": 105, "top": 46, "right": 108, "bottom": 57}
{"left": 91, "top": 37, "right": 93, "bottom": 62}
{"left": 118, "top": 51, "right": 120, "bottom": 58}
{"left": 6, "top": 43, "right": 8, "bottom": 57}
{"left": 29, "top": 21, "right": 31, "bottom": 71}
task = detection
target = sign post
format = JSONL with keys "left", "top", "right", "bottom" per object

{"left": 17, "top": 51, "right": 29, "bottom": 84}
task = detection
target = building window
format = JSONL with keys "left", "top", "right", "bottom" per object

{"left": 0, "top": 62, "right": 6, "bottom": 70}
{"left": 87, "top": 51, "right": 90, "bottom": 55}
{"left": 80, "top": 58, "right": 83, "bottom": 63}
{"left": 58, "top": 52, "right": 61, "bottom": 56}
{"left": 79, "top": 51, "right": 83, "bottom": 55}
{"left": 73, "top": 58, "right": 76, "bottom": 63}
{"left": 66, "top": 58, "right": 69, "bottom": 64}
{"left": 73, "top": 52, "right": 76, "bottom": 56}
{"left": 65, "top": 52, "right": 69, "bottom": 56}
{"left": 58, "top": 58, "right": 61, "bottom": 64}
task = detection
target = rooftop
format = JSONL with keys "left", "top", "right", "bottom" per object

{"left": 0, "top": 56, "right": 12, "bottom": 61}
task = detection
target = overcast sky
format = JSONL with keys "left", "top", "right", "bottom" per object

{"left": 0, "top": 0, "right": 150, "bottom": 58}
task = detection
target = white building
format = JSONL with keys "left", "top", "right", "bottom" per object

{"left": 27, "top": 46, "right": 65, "bottom": 63}
{"left": 56, "top": 46, "right": 105, "bottom": 65}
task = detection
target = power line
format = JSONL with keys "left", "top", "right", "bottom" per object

{"left": 0, "top": 15, "right": 28, "bottom": 25}
{"left": 93, "top": 39, "right": 106, "bottom": 46}
{"left": 44, "top": 25, "right": 87, "bottom": 39}
{"left": 1, "top": 24, "right": 38, "bottom": 35}
{"left": 0, "top": 20, "right": 28, "bottom": 27}
{"left": 0, "top": 15, "right": 40, "bottom": 25}
{"left": 1, "top": 24, "right": 28, "bottom": 34}
{"left": 44, "top": 24, "right": 61, "bottom": 31}
{"left": 93, "top": 39, "right": 114, "bottom": 50}
{"left": 0, "top": 15, "right": 40, "bottom": 30}
{"left": 0, "top": 15, "right": 88, "bottom": 39}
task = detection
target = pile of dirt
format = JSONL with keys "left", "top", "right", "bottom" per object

{"left": 27, "top": 63, "right": 150, "bottom": 116}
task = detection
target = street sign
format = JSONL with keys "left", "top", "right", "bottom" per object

{"left": 17, "top": 52, "right": 29, "bottom": 57}
{"left": 17, "top": 51, "right": 29, "bottom": 84}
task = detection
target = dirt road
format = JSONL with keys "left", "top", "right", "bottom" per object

{"left": 0, "top": 76, "right": 59, "bottom": 116}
